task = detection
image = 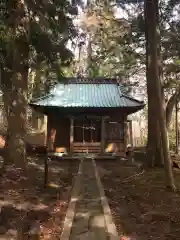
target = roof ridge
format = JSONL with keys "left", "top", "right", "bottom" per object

{"left": 58, "top": 77, "right": 121, "bottom": 84}
{"left": 30, "top": 93, "right": 52, "bottom": 103}
{"left": 121, "top": 93, "right": 144, "bottom": 104}
{"left": 117, "top": 84, "right": 123, "bottom": 97}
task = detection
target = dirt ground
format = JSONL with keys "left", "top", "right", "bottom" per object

{"left": 0, "top": 156, "right": 80, "bottom": 239}
{"left": 97, "top": 159, "right": 180, "bottom": 240}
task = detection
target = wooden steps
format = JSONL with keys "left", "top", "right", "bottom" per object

{"left": 73, "top": 142, "right": 101, "bottom": 153}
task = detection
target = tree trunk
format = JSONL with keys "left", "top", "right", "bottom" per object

{"left": 6, "top": 70, "right": 28, "bottom": 170}
{"left": 4, "top": 1, "right": 29, "bottom": 172}
{"left": 145, "top": 0, "right": 176, "bottom": 191}
{"left": 145, "top": 0, "right": 161, "bottom": 167}
{"left": 3, "top": 89, "right": 12, "bottom": 164}
{"left": 0, "top": 67, "right": 13, "bottom": 167}
{"left": 86, "top": 38, "right": 93, "bottom": 77}
{"left": 175, "top": 91, "right": 179, "bottom": 154}
{"left": 166, "top": 91, "right": 180, "bottom": 129}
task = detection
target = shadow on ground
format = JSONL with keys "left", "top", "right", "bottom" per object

{"left": 97, "top": 159, "right": 180, "bottom": 240}
{"left": 70, "top": 221, "right": 130, "bottom": 240}
{"left": 0, "top": 156, "right": 80, "bottom": 239}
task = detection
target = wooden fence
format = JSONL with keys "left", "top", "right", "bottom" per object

{"left": 0, "top": 106, "right": 47, "bottom": 146}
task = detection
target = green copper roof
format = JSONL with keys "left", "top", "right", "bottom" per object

{"left": 30, "top": 79, "right": 144, "bottom": 109}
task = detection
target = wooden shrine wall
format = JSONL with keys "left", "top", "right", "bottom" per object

{"left": 46, "top": 112, "right": 127, "bottom": 155}
{"left": 47, "top": 115, "right": 70, "bottom": 152}
{"left": 104, "top": 115, "right": 126, "bottom": 154}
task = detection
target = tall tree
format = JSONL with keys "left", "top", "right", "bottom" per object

{"left": 131, "top": 0, "right": 180, "bottom": 131}
{"left": 144, "top": 0, "right": 176, "bottom": 190}
{"left": 116, "top": 0, "right": 180, "bottom": 167}
{"left": 0, "top": 0, "right": 78, "bottom": 171}
{"left": 65, "top": 0, "right": 140, "bottom": 94}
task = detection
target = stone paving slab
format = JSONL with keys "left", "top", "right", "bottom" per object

{"left": 69, "top": 159, "right": 109, "bottom": 240}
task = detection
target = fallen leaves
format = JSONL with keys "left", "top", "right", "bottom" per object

{"left": 97, "top": 160, "right": 180, "bottom": 240}
{"left": 0, "top": 157, "right": 80, "bottom": 239}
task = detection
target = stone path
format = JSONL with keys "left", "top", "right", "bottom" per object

{"left": 69, "top": 159, "right": 109, "bottom": 240}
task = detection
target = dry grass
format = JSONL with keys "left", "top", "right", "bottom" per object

{"left": 97, "top": 160, "right": 180, "bottom": 240}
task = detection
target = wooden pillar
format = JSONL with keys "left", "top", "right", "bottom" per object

{"left": 124, "top": 119, "right": 128, "bottom": 154}
{"left": 32, "top": 110, "right": 39, "bottom": 129}
{"left": 46, "top": 116, "right": 50, "bottom": 150}
{"left": 175, "top": 94, "right": 179, "bottom": 154}
{"left": 44, "top": 115, "right": 48, "bottom": 146}
{"left": 129, "top": 120, "right": 133, "bottom": 147}
{"left": 70, "top": 117, "right": 74, "bottom": 154}
{"left": 101, "top": 117, "right": 105, "bottom": 154}
{"left": 46, "top": 116, "right": 56, "bottom": 152}
{"left": 50, "top": 129, "right": 56, "bottom": 151}
{"left": 47, "top": 128, "right": 56, "bottom": 152}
